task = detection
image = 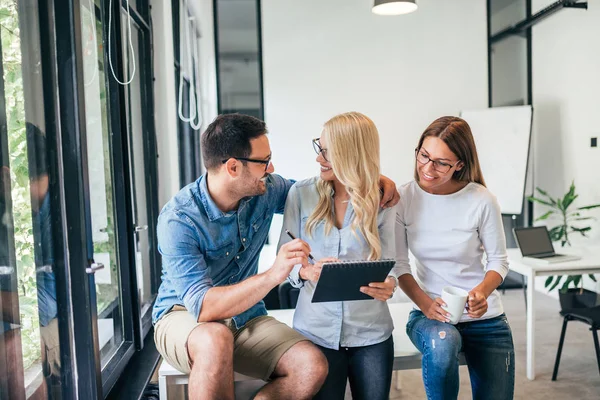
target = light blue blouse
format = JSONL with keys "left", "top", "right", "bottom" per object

{"left": 277, "top": 177, "right": 400, "bottom": 350}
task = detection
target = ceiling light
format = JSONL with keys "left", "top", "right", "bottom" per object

{"left": 372, "top": 0, "right": 418, "bottom": 16}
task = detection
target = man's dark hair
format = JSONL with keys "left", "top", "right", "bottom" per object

{"left": 201, "top": 114, "right": 267, "bottom": 170}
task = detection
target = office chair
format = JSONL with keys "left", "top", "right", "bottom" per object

{"left": 278, "top": 281, "right": 300, "bottom": 309}
{"left": 552, "top": 305, "right": 600, "bottom": 381}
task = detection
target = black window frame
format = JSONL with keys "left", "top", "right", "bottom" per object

{"left": 173, "top": 0, "right": 204, "bottom": 187}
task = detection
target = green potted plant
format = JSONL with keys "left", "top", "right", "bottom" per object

{"left": 528, "top": 182, "right": 600, "bottom": 309}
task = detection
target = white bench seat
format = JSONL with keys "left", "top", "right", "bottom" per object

{"left": 158, "top": 302, "right": 465, "bottom": 399}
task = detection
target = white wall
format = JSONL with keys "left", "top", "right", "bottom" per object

{"left": 531, "top": 0, "right": 600, "bottom": 243}
{"left": 531, "top": 1, "right": 600, "bottom": 293}
{"left": 262, "top": 0, "right": 488, "bottom": 187}
{"left": 152, "top": 0, "right": 218, "bottom": 208}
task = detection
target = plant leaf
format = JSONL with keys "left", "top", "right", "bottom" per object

{"left": 527, "top": 196, "right": 555, "bottom": 207}
{"left": 535, "top": 210, "right": 555, "bottom": 221}
{"left": 574, "top": 217, "right": 594, "bottom": 221}
{"left": 562, "top": 193, "right": 578, "bottom": 211}
{"left": 570, "top": 226, "right": 592, "bottom": 232}
{"left": 544, "top": 276, "right": 554, "bottom": 288}
{"left": 573, "top": 275, "right": 581, "bottom": 289}
{"left": 549, "top": 275, "right": 564, "bottom": 291}
{"left": 589, "top": 274, "right": 597, "bottom": 283}
{"left": 534, "top": 187, "right": 557, "bottom": 205}
{"left": 535, "top": 187, "right": 551, "bottom": 197}
{"left": 549, "top": 225, "right": 565, "bottom": 241}
{"left": 578, "top": 204, "right": 600, "bottom": 210}
{"left": 560, "top": 276, "right": 575, "bottom": 293}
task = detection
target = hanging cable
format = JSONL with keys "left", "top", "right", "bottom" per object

{"left": 178, "top": 0, "right": 196, "bottom": 122}
{"left": 108, "top": 0, "right": 136, "bottom": 85}
{"left": 84, "top": 0, "right": 98, "bottom": 86}
{"left": 189, "top": 17, "right": 203, "bottom": 130}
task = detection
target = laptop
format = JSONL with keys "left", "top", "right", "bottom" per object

{"left": 513, "top": 226, "right": 581, "bottom": 263}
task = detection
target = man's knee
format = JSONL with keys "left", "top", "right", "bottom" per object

{"left": 187, "top": 323, "right": 234, "bottom": 362}
{"left": 285, "top": 341, "right": 328, "bottom": 388}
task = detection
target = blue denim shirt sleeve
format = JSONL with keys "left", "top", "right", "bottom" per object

{"left": 157, "top": 210, "right": 213, "bottom": 321}
{"left": 271, "top": 174, "right": 295, "bottom": 214}
{"left": 277, "top": 183, "right": 304, "bottom": 288}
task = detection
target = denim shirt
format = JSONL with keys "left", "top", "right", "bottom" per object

{"left": 152, "top": 173, "right": 293, "bottom": 328}
{"left": 277, "top": 177, "right": 400, "bottom": 350}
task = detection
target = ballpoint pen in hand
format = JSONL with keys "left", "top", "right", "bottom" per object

{"left": 285, "top": 229, "right": 316, "bottom": 263}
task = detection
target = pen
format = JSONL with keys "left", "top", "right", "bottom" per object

{"left": 285, "top": 229, "right": 316, "bottom": 263}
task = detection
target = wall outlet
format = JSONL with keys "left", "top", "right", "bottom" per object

{"left": 592, "top": 137, "right": 598, "bottom": 148}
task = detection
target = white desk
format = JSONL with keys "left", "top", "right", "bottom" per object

{"left": 507, "top": 246, "right": 600, "bottom": 380}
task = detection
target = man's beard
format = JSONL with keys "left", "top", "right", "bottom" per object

{"left": 236, "top": 170, "right": 268, "bottom": 198}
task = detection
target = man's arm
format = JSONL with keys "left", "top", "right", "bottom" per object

{"left": 379, "top": 175, "right": 399, "bottom": 208}
{"left": 199, "top": 239, "right": 311, "bottom": 322}
{"left": 271, "top": 174, "right": 295, "bottom": 214}
{"left": 273, "top": 174, "right": 398, "bottom": 212}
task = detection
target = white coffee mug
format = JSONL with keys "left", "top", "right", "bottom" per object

{"left": 441, "top": 286, "right": 469, "bottom": 325}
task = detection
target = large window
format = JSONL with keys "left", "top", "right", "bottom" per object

{"left": 1, "top": 0, "right": 160, "bottom": 398}
{"left": 0, "top": 0, "right": 61, "bottom": 397}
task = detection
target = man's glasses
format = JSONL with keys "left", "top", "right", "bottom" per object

{"left": 312, "top": 138, "right": 328, "bottom": 161}
{"left": 222, "top": 155, "right": 272, "bottom": 171}
{"left": 415, "top": 149, "right": 459, "bottom": 174}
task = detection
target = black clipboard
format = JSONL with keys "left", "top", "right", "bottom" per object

{"left": 311, "top": 259, "right": 396, "bottom": 303}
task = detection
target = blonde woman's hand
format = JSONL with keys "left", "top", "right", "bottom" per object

{"left": 299, "top": 257, "right": 339, "bottom": 282}
{"left": 360, "top": 276, "right": 397, "bottom": 302}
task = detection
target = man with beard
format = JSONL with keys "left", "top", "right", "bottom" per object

{"left": 152, "top": 114, "right": 399, "bottom": 400}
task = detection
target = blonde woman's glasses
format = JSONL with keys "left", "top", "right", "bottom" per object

{"left": 312, "top": 138, "right": 328, "bottom": 161}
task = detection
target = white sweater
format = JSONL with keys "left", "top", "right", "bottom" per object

{"left": 395, "top": 180, "right": 509, "bottom": 322}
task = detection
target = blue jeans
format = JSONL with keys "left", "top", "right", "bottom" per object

{"left": 314, "top": 335, "right": 394, "bottom": 400}
{"left": 407, "top": 310, "right": 515, "bottom": 400}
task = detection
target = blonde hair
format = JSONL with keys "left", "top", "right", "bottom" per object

{"left": 305, "top": 112, "right": 382, "bottom": 260}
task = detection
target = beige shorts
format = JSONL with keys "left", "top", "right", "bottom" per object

{"left": 154, "top": 306, "right": 308, "bottom": 381}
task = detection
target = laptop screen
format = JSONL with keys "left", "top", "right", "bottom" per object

{"left": 514, "top": 226, "right": 555, "bottom": 256}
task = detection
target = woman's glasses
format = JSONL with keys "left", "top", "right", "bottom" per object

{"left": 312, "top": 138, "right": 328, "bottom": 161}
{"left": 415, "top": 149, "right": 459, "bottom": 173}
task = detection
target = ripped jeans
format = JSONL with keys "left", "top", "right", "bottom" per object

{"left": 406, "top": 310, "right": 515, "bottom": 400}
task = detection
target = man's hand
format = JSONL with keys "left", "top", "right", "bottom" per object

{"left": 299, "top": 257, "right": 338, "bottom": 282}
{"left": 379, "top": 175, "right": 400, "bottom": 208}
{"left": 466, "top": 289, "right": 488, "bottom": 318}
{"left": 360, "top": 276, "right": 397, "bottom": 302}
{"left": 268, "top": 239, "right": 311, "bottom": 284}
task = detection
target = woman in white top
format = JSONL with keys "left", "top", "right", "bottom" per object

{"left": 396, "top": 116, "right": 515, "bottom": 400}
{"left": 278, "top": 112, "right": 400, "bottom": 400}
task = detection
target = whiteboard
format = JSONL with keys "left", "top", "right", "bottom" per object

{"left": 460, "top": 106, "right": 532, "bottom": 215}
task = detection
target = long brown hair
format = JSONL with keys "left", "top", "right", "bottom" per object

{"left": 414, "top": 116, "right": 486, "bottom": 187}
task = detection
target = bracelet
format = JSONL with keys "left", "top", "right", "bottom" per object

{"left": 389, "top": 275, "right": 399, "bottom": 294}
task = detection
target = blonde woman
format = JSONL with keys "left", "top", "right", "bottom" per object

{"left": 278, "top": 112, "right": 400, "bottom": 400}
